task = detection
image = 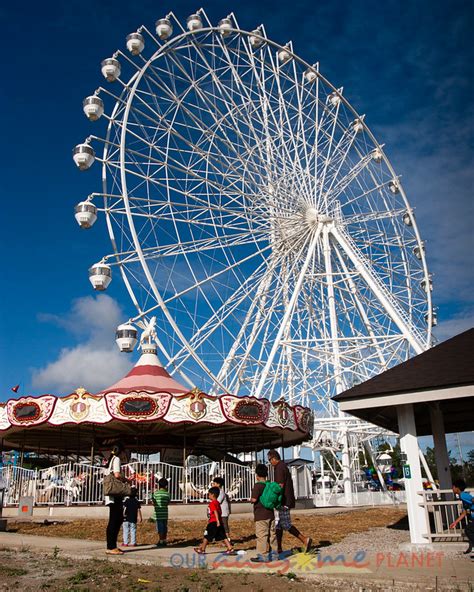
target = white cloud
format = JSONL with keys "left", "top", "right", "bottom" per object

{"left": 32, "top": 295, "right": 133, "bottom": 393}
{"left": 433, "top": 308, "right": 474, "bottom": 342}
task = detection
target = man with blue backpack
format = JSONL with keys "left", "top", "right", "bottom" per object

{"left": 249, "top": 464, "right": 280, "bottom": 562}
{"left": 268, "top": 449, "right": 312, "bottom": 554}
{"left": 449, "top": 479, "right": 474, "bottom": 559}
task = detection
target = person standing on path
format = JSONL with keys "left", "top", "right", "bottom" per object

{"left": 122, "top": 487, "right": 142, "bottom": 547}
{"left": 104, "top": 443, "right": 129, "bottom": 555}
{"left": 152, "top": 478, "right": 171, "bottom": 546}
{"left": 250, "top": 463, "right": 277, "bottom": 562}
{"left": 267, "top": 449, "right": 312, "bottom": 554}
{"left": 212, "top": 476, "right": 232, "bottom": 545}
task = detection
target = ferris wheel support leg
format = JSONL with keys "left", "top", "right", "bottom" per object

{"left": 330, "top": 226, "right": 425, "bottom": 355}
{"left": 341, "top": 428, "right": 354, "bottom": 505}
{"left": 320, "top": 453, "right": 327, "bottom": 506}
{"left": 418, "top": 448, "right": 437, "bottom": 490}
{"left": 364, "top": 440, "right": 387, "bottom": 492}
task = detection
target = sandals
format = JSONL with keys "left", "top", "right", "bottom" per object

{"left": 194, "top": 547, "right": 206, "bottom": 554}
{"left": 106, "top": 548, "right": 124, "bottom": 555}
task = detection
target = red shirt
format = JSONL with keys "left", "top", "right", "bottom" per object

{"left": 208, "top": 499, "right": 221, "bottom": 523}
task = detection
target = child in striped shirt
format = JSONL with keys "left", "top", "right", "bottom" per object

{"left": 152, "top": 478, "right": 170, "bottom": 546}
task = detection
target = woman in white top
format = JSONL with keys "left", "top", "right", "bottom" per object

{"left": 105, "top": 443, "right": 129, "bottom": 555}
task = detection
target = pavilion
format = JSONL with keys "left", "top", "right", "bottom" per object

{"left": 334, "top": 328, "right": 474, "bottom": 544}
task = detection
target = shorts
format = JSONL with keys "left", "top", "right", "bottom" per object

{"left": 204, "top": 521, "right": 226, "bottom": 542}
{"left": 155, "top": 519, "right": 168, "bottom": 536}
{"left": 221, "top": 516, "right": 230, "bottom": 535}
{"left": 274, "top": 507, "right": 292, "bottom": 531}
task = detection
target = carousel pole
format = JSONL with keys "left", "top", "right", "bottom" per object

{"left": 183, "top": 427, "right": 187, "bottom": 505}
{"left": 20, "top": 433, "right": 25, "bottom": 467}
{"left": 77, "top": 427, "right": 81, "bottom": 464}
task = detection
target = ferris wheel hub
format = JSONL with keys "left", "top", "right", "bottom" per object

{"left": 303, "top": 206, "right": 332, "bottom": 229}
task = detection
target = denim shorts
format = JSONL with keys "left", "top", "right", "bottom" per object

{"left": 155, "top": 519, "right": 168, "bottom": 536}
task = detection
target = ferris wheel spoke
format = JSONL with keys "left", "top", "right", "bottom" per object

{"left": 169, "top": 259, "right": 271, "bottom": 373}
{"left": 332, "top": 239, "right": 388, "bottom": 368}
{"left": 325, "top": 151, "right": 378, "bottom": 209}
{"left": 105, "top": 149, "right": 268, "bottom": 225}
{"left": 146, "top": 43, "right": 270, "bottom": 181}
{"left": 330, "top": 225, "right": 424, "bottom": 353}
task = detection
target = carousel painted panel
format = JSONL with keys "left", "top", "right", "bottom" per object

{"left": 49, "top": 388, "right": 112, "bottom": 425}
{"left": 293, "top": 406, "right": 314, "bottom": 436}
{"left": 105, "top": 391, "right": 172, "bottom": 422}
{"left": 219, "top": 396, "right": 270, "bottom": 425}
{"left": 6, "top": 395, "right": 56, "bottom": 427}
{"left": 265, "top": 400, "right": 298, "bottom": 431}
{"left": 164, "top": 390, "right": 226, "bottom": 424}
{"left": 0, "top": 405, "right": 10, "bottom": 430}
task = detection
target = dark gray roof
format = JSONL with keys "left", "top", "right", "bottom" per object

{"left": 334, "top": 328, "right": 474, "bottom": 402}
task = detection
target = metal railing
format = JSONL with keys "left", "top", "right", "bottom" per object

{"left": 419, "top": 488, "right": 470, "bottom": 543}
{"left": 0, "top": 460, "right": 260, "bottom": 506}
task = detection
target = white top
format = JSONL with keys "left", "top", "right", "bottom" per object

{"left": 104, "top": 456, "right": 121, "bottom": 505}
{"left": 217, "top": 487, "right": 230, "bottom": 517}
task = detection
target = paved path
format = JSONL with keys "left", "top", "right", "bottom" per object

{"left": 0, "top": 531, "right": 472, "bottom": 588}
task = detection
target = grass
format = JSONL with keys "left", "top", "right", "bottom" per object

{"left": 7, "top": 507, "right": 408, "bottom": 550}
{"left": 0, "top": 565, "right": 29, "bottom": 576}
{"left": 68, "top": 570, "right": 90, "bottom": 584}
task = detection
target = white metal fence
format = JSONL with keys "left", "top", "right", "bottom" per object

{"left": 0, "top": 460, "right": 260, "bottom": 507}
{"left": 0, "top": 461, "right": 410, "bottom": 509}
{"left": 314, "top": 489, "right": 406, "bottom": 507}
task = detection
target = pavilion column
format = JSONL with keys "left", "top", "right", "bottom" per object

{"left": 429, "top": 403, "right": 452, "bottom": 491}
{"left": 397, "top": 404, "right": 429, "bottom": 544}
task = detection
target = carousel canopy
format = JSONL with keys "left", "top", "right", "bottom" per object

{"left": 0, "top": 345, "right": 313, "bottom": 455}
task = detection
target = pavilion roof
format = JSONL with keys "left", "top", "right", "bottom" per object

{"left": 334, "top": 328, "right": 474, "bottom": 403}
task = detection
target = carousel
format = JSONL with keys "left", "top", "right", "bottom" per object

{"left": 0, "top": 341, "right": 313, "bottom": 459}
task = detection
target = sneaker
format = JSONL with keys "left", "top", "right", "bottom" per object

{"left": 250, "top": 557, "right": 267, "bottom": 563}
{"left": 122, "top": 543, "right": 128, "bottom": 547}
{"left": 129, "top": 544, "right": 136, "bottom": 547}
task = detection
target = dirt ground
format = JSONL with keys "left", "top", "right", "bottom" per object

{"left": 7, "top": 507, "right": 408, "bottom": 550}
{"left": 0, "top": 547, "right": 311, "bottom": 592}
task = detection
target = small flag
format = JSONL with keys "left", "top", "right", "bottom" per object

{"left": 11, "top": 385, "right": 20, "bottom": 393}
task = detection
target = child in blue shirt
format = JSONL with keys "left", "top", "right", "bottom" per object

{"left": 123, "top": 487, "right": 142, "bottom": 547}
{"left": 449, "top": 479, "right": 473, "bottom": 558}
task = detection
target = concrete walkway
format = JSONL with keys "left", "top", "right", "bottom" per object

{"left": 0, "top": 531, "right": 471, "bottom": 587}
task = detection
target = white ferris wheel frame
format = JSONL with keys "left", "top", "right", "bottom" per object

{"left": 79, "top": 8, "right": 433, "bottom": 416}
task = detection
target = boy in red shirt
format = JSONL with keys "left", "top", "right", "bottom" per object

{"left": 194, "top": 487, "right": 234, "bottom": 554}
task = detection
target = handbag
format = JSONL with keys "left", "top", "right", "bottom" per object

{"left": 103, "top": 473, "right": 131, "bottom": 497}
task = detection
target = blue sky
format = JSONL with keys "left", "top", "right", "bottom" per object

{"left": 0, "top": 1, "right": 472, "bottom": 454}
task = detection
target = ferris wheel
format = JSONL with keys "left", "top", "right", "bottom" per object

{"left": 73, "top": 9, "right": 434, "bottom": 416}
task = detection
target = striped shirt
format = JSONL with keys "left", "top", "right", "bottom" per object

{"left": 152, "top": 489, "right": 170, "bottom": 520}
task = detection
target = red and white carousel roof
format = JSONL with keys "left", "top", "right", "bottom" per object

{"left": 100, "top": 347, "right": 188, "bottom": 395}
{"left": 0, "top": 345, "right": 314, "bottom": 453}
